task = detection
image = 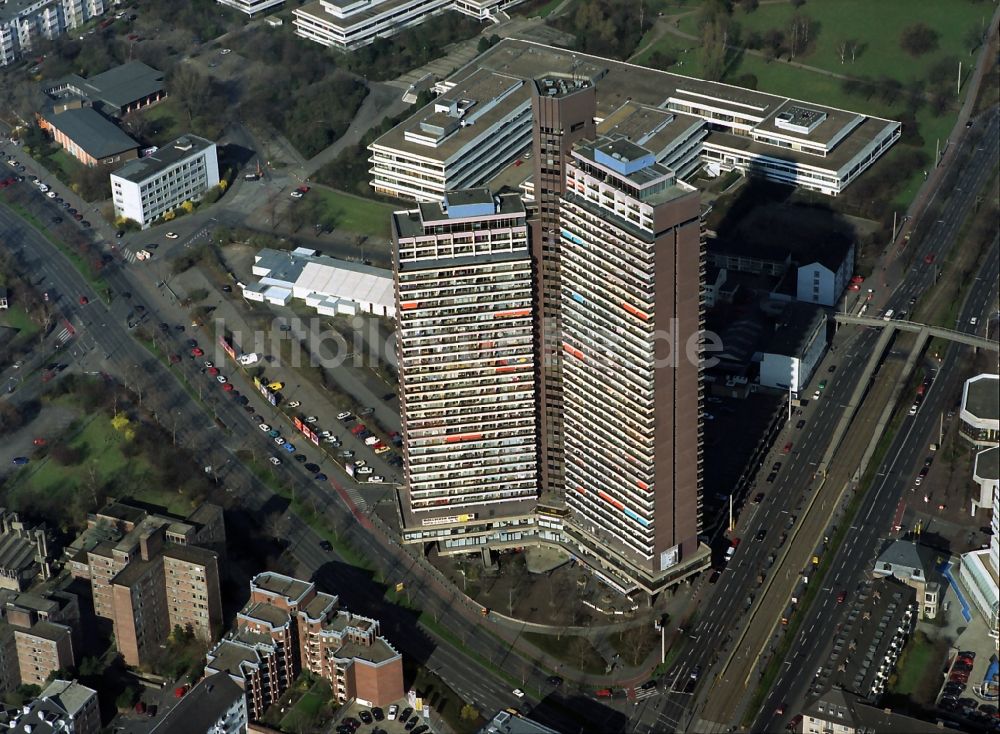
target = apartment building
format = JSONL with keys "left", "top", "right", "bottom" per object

{"left": 293, "top": 0, "right": 524, "bottom": 52}
{"left": 70, "top": 500, "right": 224, "bottom": 667}
{"left": 150, "top": 672, "right": 248, "bottom": 734}
{"left": 0, "top": 679, "right": 101, "bottom": 734}
{"left": 530, "top": 75, "right": 596, "bottom": 499}
{"left": 558, "top": 135, "right": 709, "bottom": 594}
{"left": 216, "top": 0, "right": 283, "bottom": 17}
{"left": 960, "top": 445, "right": 999, "bottom": 638}
{"left": 0, "top": 0, "right": 105, "bottom": 68}
{"left": 2, "top": 589, "right": 79, "bottom": 689}
{"left": 0, "top": 509, "right": 54, "bottom": 592}
{"left": 111, "top": 135, "right": 219, "bottom": 228}
{"left": 208, "top": 573, "right": 403, "bottom": 720}
{"left": 370, "top": 39, "right": 900, "bottom": 202}
{"left": 800, "top": 687, "right": 961, "bottom": 734}
{"left": 393, "top": 189, "right": 538, "bottom": 546}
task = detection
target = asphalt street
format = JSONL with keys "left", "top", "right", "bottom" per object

{"left": 637, "top": 107, "right": 1000, "bottom": 734}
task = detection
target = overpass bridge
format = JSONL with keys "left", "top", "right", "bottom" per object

{"left": 833, "top": 314, "right": 999, "bottom": 352}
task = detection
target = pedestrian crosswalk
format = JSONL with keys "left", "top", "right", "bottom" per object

{"left": 634, "top": 686, "right": 659, "bottom": 701}
{"left": 342, "top": 482, "right": 367, "bottom": 511}
{"left": 123, "top": 248, "right": 138, "bottom": 263}
{"left": 56, "top": 327, "right": 73, "bottom": 344}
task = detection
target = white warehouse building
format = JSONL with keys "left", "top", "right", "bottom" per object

{"left": 246, "top": 248, "right": 395, "bottom": 319}
{"left": 110, "top": 135, "right": 219, "bottom": 229}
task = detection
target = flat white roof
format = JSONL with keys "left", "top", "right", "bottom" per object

{"left": 296, "top": 261, "right": 393, "bottom": 309}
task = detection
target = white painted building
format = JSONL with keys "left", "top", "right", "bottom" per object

{"left": 959, "top": 373, "right": 1000, "bottom": 447}
{"left": 369, "top": 68, "right": 533, "bottom": 202}
{"left": 292, "top": 0, "right": 525, "bottom": 52}
{"left": 796, "top": 243, "right": 855, "bottom": 307}
{"left": 246, "top": 247, "right": 395, "bottom": 318}
{"left": 216, "top": 0, "right": 284, "bottom": 16}
{"left": 758, "top": 302, "right": 828, "bottom": 393}
{"left": 110, "top": 135, "right": 218, "bottom": 228}
{"left": 1, "top": 0, "right": 105, "bottom": 67}
{"left": 370, "top": 39, "right": 900, "bottom": 202}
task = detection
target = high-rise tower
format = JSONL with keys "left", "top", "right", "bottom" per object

{"left": 559, "top": 135, "right": 708, "bottom": 593}
{"left": 530, "top": 75, "right": 597, "bottom": 498}
{"left": 393, "top": 189, "right": 539, "bottom": 540}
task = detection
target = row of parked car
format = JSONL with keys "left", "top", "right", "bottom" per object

{"left": 337, "top": 704, "right": 427, "bottom": 734}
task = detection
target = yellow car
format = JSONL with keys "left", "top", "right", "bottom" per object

{"left": 268, "top": 381, "right": 284, "bottom": 391}
{"left": 374, "top": 444, "right": 390, "bottom": 455}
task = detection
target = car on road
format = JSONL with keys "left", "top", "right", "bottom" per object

{"left": 216, "top": 375, "right": 227, "bottom": 384}
{"left": 340, "top": 450, "right": 354, "bottom": 458}
{"left": 305, "top": 416, "right": 318, "bottom": 424}
{"left": 356, "top": 466, "right": 373, "bottom": 475}
{"left": 338, "top": 411, "right": 353, "bottom": 421}
{"left": 268, "top": 429, "right": 280, "bottom": 437}
{"left": 304, "top": 463, "right": 319, "bottom": 473}
{"left": 836, "top": 590, "right": 847, "bottom": 603}
{"left": 268, "top": 381, "right": 283, "bottom": 390}
{"left": 191, "top": 348, "right": 204, "bottom": 357}
{"left": 290, "top": 190, "right": 303, "bottom": 199}
{"left": 782, "top": 442, "right": 793, "bottom": 454}
{"left": 755, "top": 528, "right": 767, "bottom": 541}
{"left": 165, "top": 232, "right": 178, "bottom": 239}
{"left": 796, "top": 419, "right": 806, "bottom": 429}
{"left": 753, "top": 492, "right": 765, "bottom": 503}
{"left": 775, "top": 703, "right": 786, "bottom": 716}
{"left": 314, "top": 473, "right": 327, "bottom": 481}
{"left": 545, "top": 676, "right": 563, "bottom": 687}
{"left": 269, "top": 457, "right": 282, "bottom": 465}
{"left": 512, "top": 689, "right": 525, "bottom": 699}
{"left": 284, "top": 443, "right": 295, "bottom": 453}
{"left": 368, "top": 475, "right": 385, "bottom": 483}
{"left": 259, "top": 423, "right": 271, "bottom": 432}
{"left": 288, "top": 401, "right": 301, "bottom": 408}
{"left": 388, "top": 705, "right": 398, "bottom": 721}
{"left": 274, "top": 437, "right": 285, "bottom": 446}
{"left": 969, "top": 317, "right": 978, "bottom": 326}
{"left": 32, "top": 437, "right": 47, "bottom": 446}
{"left": 374, "top": 443, "right": 390, "bottom": 454}
{"left": 360, "top": 407, "right": 375, "bottom": 416}
{"left": 319, "top": 540, "right": 333, "bottom": 551}
{"left": 78, "top": 295, "right": 88, "bottom": 305}
{"left": 812, "top": 389, "right": 821, "bottom": 400}
{"left": 818, "top": 380, "right": 827, "bottom": 391}
{"left": 169, "top": 354, "right": 181, "bottom": 364}
{"left": 208, "top": 367, "right": 219, "bottom": 376}
{"left": 11, "top": 457, "right": 29, "bottom": 465}
{"left": 924, "top": 253, "right": 935, "bottom": 264}
{"left": 294, "top": 454, "right": 306, "bottom": 463}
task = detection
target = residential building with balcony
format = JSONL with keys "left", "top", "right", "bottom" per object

{"left": 208, "top": 573, "right": 403, "bottom": 721}
{"left": 393, "top": 189, "right": 538, "bottom": 547}
{"left": 960, "top": 445, "right": 999, "bottom": 639}
{"left": 0, "top": 0, "right": 105, "bottom": 68}
{"left": 111, "top": 135, "right": 219, "bottom": 228}
{"left": 558, "top": 135, "right": 709, "bottom": 594}
{"left": 293, "top": 0, "right": 524, "bottom": 52}
{"left": 369, "top": 39, "right": 899, "bottom": 203}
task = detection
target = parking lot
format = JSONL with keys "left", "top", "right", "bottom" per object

{"left": 334, "top": 700, "right": 434, "bottom": 734}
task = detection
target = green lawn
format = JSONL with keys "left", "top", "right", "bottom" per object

{"left": 891, "top": 632, "right": 948, "bottom": 700}
{"left": 278, "top": 682, "right": 330, "bottom": 732}
{"left": 132, "top": 99, "right": 184, "bottom": 147}
{"left": 11, "top": 413, "right": 189, "bottom": 517}
{"left": 720, "top": 0, "right": 987, "bottom": 84}
{"left": 0, "top": 306, "right": 39, "bottom": 340}
{"left": 313, "top": 188, "right": 395, "bottom": 239}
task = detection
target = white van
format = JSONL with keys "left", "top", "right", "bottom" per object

{"left": 882, "top": 309, "right": 894, "bottom": 321}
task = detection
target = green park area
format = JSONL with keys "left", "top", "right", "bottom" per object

{"left": 312, "top": 188, "right": 396, "bottom": 239}
{"left": 636, "top": 0, "right": 988, "bottom": 207}
{"left": 0, "top": 305, "right": 39, "bottom": 341}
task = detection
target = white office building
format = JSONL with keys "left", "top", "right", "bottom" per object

{"left": 392, "top": 189, "right": 538, "bottom": 532}
{"left": 369, "top": 68, "right": 533, "bottom": 202}
{"left": 293, "top": 0, "right": 524, "bottom": 52}
{"left": 1, "top": 0, "right": 105, "bottom": 67}
{"left": 110, "top": 135, "right": 219, "bottom": 229}
{"left": 370, "top": 39, "right": 900, "bottom": 202}
{"left": 216, "top": 0, "right": 284, "bottom": 16}
{"left": 960, "top": 446, "right": 999, "bottom": 639}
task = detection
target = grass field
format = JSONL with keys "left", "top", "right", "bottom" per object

{"left": 0, "top": 306, "right": 39, "bottom": 340}
{"left": 133, "top": 100, "right": 184, "bottom": 147}
{"left": 10, "top": 413, "right": 190, "bottom": 518}
{"left": 278, "top": 681, "right": 330, "bottom": 733}
{"left": 313, "top": 188, "right": 395, "bottom": 239}
{"left": 715, "top": 0, "right": 988, "bottom": 84}
{"left": 523, "top": 631, "right": 607, "bottom": 675}
{"left": 891, "top": 631, "right": 948, "bottom": 701}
